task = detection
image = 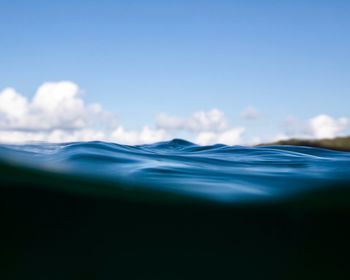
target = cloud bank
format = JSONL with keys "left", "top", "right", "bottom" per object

{"left": 0, "top": 82, "right": 245, "bottom": 145}
{"left": 0, "top": 81, "right": 348, "bottom": 145}
{"left": 0, "top": 82, "right": 169, "bottom": 144}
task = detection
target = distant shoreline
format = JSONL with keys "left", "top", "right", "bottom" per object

{"left": 259, "top": 136, "right": 350, "bottom": 152}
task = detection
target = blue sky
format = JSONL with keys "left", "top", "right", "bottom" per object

{"left": 0, "top": 0, "right": 349, "bottom": 144}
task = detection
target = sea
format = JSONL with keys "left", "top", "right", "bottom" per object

{"left": 1, "top": 139, "right": 350, "bottom": 279}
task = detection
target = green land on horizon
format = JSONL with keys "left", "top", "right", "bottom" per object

{"left": 260, "top": 136, "right": 350, "bottom": 152}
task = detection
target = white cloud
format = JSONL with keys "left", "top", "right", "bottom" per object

{"left": 156, "top": 108, "right": 229, "bottom": 132}
{"left": 0, "top": 129, "right": 108, "bottom": 144}
{"left": 307, "top": 114, "right": 349, "bottom": 139}
{"left": 240, "top": 106, "right": 262, "bottom": 120}
{"left": 111, "top": 126, "right": 170, "bottom": 145}
{"left": 156, "top": 109, "right": 245, "bottom": 145}
{"left": 283, "top": 114, "right": 349, "bottom": 140}
{"left": 195, "top": 127, "right": 245, "bottom": 146}
{"left": 187, "top": 109, "right": 229, "bottom": 132}
{"left": 31, "top": 82, "right": 87, "bottom": 130}
{"left": 0, "top": 88, "right": 29, "bottom": 126}
{"left": 0, "top": 81, "right": 173, "bottom": 145}
{"left": 0, "top": 81, "right": 111, "bottom": 132}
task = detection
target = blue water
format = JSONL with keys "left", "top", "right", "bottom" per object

{"left": 1, "top": 139, "right": 350, "bottom": 204}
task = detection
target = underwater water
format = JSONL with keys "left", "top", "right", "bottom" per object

{"left": 1, "top": 139, "right": 350, "bottom": 279}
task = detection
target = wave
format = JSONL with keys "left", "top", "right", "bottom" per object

{"left": 1, "top": 139, "right": 350, "bottom": 205}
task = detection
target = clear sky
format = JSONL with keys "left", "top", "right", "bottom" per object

{"left": 0, "top": 0, "right": 349, "bottom": 144}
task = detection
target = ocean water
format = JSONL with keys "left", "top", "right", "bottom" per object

{"left": 1, "top": 139, "right": 350, "bottom": 279}
{"left": 1, "top": 139, "right": 350, "bottom": 204}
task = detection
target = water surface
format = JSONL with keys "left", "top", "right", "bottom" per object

{"left": 1, "top": 139, "right": 350, "bottom": 205}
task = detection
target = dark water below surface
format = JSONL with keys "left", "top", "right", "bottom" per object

{"left": 1, "top": 140, "right": 350, "bottom": 279}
